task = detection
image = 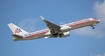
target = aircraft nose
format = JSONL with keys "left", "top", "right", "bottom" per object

{"left": 98, "top": 19, "right": 100, "bottom": 22}
{"left": 95, "top": 18, "right": 100, "bottom": 23}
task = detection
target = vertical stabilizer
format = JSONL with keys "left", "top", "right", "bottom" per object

{"left": 8, "top": 23, "right": 28, "bottom": 35}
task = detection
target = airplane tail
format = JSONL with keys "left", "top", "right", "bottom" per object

{"left": 7, "top": 23, "right": 28, "bottom": 35}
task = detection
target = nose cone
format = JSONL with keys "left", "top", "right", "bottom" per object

{"left": 95, "top": 18, "right": 100, "bottom": 23}
{"left": 98, "top": 19, "right": 100, "bottom": 23}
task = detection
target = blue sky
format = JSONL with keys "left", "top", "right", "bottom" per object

{"left": 0, "top": 0, "right": 105, "bottom": 56}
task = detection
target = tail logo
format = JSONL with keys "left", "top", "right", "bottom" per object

{"left": 15, "top": 28, "right": 22, "bottom": 34}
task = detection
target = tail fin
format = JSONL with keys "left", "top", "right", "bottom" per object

{"left": 8, "top": 23, "right": 28, "bottom": 35}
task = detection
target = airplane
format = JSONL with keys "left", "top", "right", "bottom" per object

{"left": 7, "top": 16, "right": 100, "bottom": 41}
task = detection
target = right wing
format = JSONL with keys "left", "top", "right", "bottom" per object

{"left": 40, "top": 16, "right": 61, "bottom": 34}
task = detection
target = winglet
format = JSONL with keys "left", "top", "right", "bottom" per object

{"left": 40, "top": 16, "right": 45, "bottom": 20}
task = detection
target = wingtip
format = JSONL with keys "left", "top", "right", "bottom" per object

{"left": 40, "top": 16, "right": 45, "bottom": 20}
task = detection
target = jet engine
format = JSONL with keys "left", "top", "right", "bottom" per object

{"left": 59, "top": 31, "right": 70, "bottom": 38}
{"left": 44, "top": 31, "right": 51, "bottom": 36}
{"left": 60, "top": 26, "right": 71, "bottom": 32}
{"left": 44, "top": 31, "right": 70, "bottom": 38}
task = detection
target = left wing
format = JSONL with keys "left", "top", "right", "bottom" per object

{"left": 40, "top": 16, "right": 61, "bottom": 34}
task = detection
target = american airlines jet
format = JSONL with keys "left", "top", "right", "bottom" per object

{"left": 8, "top": 16, "right": 100, "bottom": 41}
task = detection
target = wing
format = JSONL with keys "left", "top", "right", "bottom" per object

{"left": 40, "top": 16, "right": 61, "bottom": 34}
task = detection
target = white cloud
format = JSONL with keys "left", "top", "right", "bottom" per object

{"left": 18, "top": 18, "right": 37, "bottom": 32}
{"left": 72, "top": 0, "right": 105, "bottom": 38}
{"left": 73, "top": 27, "right": 105, "bottom": 38}
{"left": 90, "top": 53, "right": 105, "bottom": 56}
{"left": 94, "top": 0, "right": 105, "bottom": 27}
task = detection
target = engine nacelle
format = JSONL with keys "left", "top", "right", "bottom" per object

{"left": 44, "top": 31, "right": 51, "bottom": 36}
{"left": 59, "top": 31, "right": 70, "bottom": 38}
{"left": 60, "top": 26, "right": 71, "bottom": 32}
